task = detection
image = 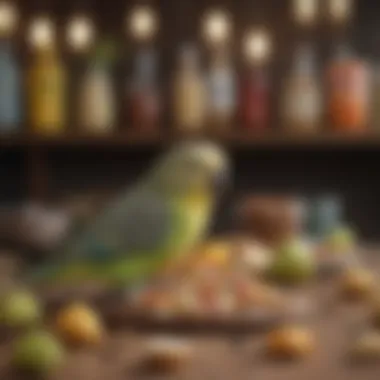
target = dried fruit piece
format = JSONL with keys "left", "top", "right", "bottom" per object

{"left": 55, "top": 303, "right": 104, "bottom": 346}
{"left": 341, "top": 269, "right": 376, "bottom": 300}
{"left": 266, "top": 325, "right": 315, "bottom": 359}
{"left": 143, "top": 336, "right": 193, "bottom": 372}
{"left": 201, "top": 240, "right": 231, "bottom": 268}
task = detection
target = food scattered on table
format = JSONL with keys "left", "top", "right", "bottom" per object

{"left": 350, "top": 331, "right": 380, "bottom": 361}
{"left": 268, "top": 239, "right": 316, "bottom": 285}
{"left": 12, "top": 330, "right": 65, "bottom": 373}
{"left": 124, "top": 237, "right": 293, "bottom": 322}
{"left": 131, "top": 271, "right": 285, "bottom": 320}
{"left": 142, "top": 336, "right": 193, "bottom": 372}
{"left": 158, "top": 239, "right": 232, "bottom": 278}
{"left": 55, "top": 302, "right": 104, "bottom": 347}
{"left": 340, "top": 268, "right": 376, "bottom": 300}
{"left": 0, "top": 290, "right": 42, "bottom": 328}
{"left": 178, "top": 237, "right": 274, "bottom": 277}
{"left": 266, "top": 325, "right": 316, "bottom": 359}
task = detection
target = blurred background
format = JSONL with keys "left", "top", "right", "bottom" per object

{"left": 1, "top": 0, "right": 380, "bottom": 242}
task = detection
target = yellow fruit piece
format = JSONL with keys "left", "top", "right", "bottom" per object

{"left": 266, "top": 325, "right": 315, "bottom": 359}
{"left": 55, "top": 303, "right": 104, "bottom": 346}
{"left": 341, "top": 269, "right": 376, "bottom": 300}
{"left": 201, "top": 241, "right": 231, "bottom": 267}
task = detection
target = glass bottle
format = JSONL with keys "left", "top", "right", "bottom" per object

{"left": 240, "top": 63, "right": 270, "bottom": 132}
{"left": 78, "top": 43, "right": 116, "bottom": 133}
{"left": 129, "top": 48, "right": 160, "bottom": 132}
{"left": 207, "top": 49, "right": 236, "bottom": 130}
{"left": 327, "top": 44, "right": 371, "bottom": 132}
{"left": 306, "top": 195, "right": 343, "bottom": 240}
{"left": 173, "top": 44, "right": 206, "bottom": 132}
{"left": 281, "top": 44, "right": 322, "bottom": 133}
{"left": 0, "top": 40, "right": 21, "bottom": 131}
{"left": 28, "top": 46, "right": 66, "bottom": 134}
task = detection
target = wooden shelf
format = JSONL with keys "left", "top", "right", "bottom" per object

{"left": 1, "top": 131, "right": 380, "bottom": 149}
{"left": 2, "top": 129, "right": 380, "bottom": 203}
{"left": 0, "top": 131, "right": 166, "bottom": 148}
{"left": 216, "top": 132, "right": 380, "bottom": 149}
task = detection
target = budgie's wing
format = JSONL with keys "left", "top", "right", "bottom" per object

{"left": 70, "top": 187, "right": 178, "bottom": 259}
{"left": 27, "top": 187, "right": 182, "bottom": 285}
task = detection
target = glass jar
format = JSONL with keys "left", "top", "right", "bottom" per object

{"left": 281, "top": 44, "right": 322, "bottom": 133}
{"left": 173, "top": 44, "right": 206, "bottom": 132}
{"left": 327, "top": 45, "right": 371, "bottom": 132}
{"left": 240, "top": 65, "right": 270, "bottom": 131}
{"left": 129, "top": 48, "right": 160, "bottom": 132}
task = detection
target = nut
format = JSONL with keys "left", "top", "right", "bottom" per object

{"left": 55, "top": 303, "right": 104, "bottom": 346}
{"left": 266, "top": 325, "right": 315, "bottom": 359}
{"left": 143, "top": 337, "right": 193, "bottom": 373}
{"left": 341, "top": 269, "right": 376, "bottom": 300}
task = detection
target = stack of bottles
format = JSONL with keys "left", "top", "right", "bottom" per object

{"left": 0, "top": 0, "right": 374, "bottom": 136}
{"left": 0, "top": 36, "right": 375, "bottom": 136}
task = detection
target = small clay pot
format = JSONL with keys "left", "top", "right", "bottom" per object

{"left": 235, "top": 195, "right": 306, "bottom": 248}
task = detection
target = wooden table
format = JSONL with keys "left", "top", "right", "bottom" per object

{"left": 0, "top": 251, "right": 380, "bottom": 380}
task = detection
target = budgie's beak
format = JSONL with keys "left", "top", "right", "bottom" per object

{"left": 190, "top": 141, "right": 231, "bottom": 197}
{"left": 200, "top": 147, "right": 231, "bottom": 196}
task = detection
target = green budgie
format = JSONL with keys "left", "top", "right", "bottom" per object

{"left": 25, "top": 141, "right": 231, "bottom": 288}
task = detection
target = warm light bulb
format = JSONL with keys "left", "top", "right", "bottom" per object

{"left": 28, "top": 17, "right": 55, "bottom": 50}
{"left": 328, "top": 0, "right": 353, "bottom": 23}
{"left": 202, "top": 9, "right": 232, "bottom": 46}
{"left": 66, "top": 16, "right": 95, "bottom": 51}
{"left": 292, "top": 0, "right": 318, "bottom": 26}
{"left": 0, "top": 2, "right": 18, "bottom": 35}
{"left": 128, "top": 5, "right": 158, "bottom": 41}
{"left": 243, "top": 29, "right": 272, "bottom": 64}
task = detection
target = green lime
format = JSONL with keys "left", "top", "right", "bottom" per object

{"left": 1, "top": 291, "right": 42, "bottom": 328}
{"left": 327, "top": 226, "right": 356, "bottom": 254}
{"left": 270, "top": 239, "right": 316, "bottom": 284}
{"left": 12, "top": 330, "right": 65, "bottom": 373}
